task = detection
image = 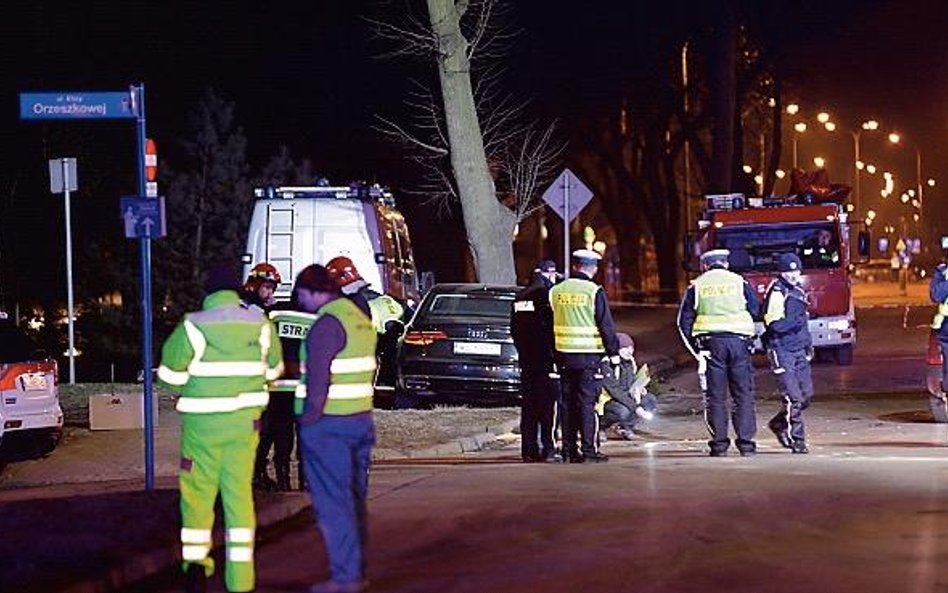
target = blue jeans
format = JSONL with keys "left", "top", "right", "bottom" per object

{"left": 299, "top": 416, "right": 375, "bottom": 584}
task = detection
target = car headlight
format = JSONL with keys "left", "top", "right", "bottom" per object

{"left": 828, "top": 319, "right": 850, "bottom": 331}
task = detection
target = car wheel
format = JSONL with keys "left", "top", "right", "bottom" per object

{"left": 394, "top": 388, "right": 423, "bottom": 410}
{"left": 34, "top": 428, "right": 62, "bottom": 458}
{"left": 930, "top": 394, "right": 948, "bottom": 423}
{"left": 835, "top": 344, "right": 854, "bottom": 366}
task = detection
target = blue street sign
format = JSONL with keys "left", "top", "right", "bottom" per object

{"left": 120, "top": 196, "right": 166, "bottom": 239}
{"left": 19, "top": 91, "right": 136, "bottom": 120}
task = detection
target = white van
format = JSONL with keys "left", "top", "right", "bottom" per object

{"left": 242, "top": 184, "right": 421, "bottom": 305}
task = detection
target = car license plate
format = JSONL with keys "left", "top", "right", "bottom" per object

{"left": 453, "top": 342, "right": 501, "bottom": 356}
{"left": 20, "top": 373, "right": 48, "bottom": 391}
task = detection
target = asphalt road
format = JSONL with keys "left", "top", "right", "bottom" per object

{"left": 140, "top": 304, "right": 948, "bottom": 593}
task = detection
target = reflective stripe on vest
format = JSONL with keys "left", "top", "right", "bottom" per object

{"left": 183, "top": 320, "right": 275, "bottom": 378}
{"left": 176, "top": 391, "right": 269, "bottom": 413}
{"left": 369, "top": 294, "right": 404, "bottom": 334}
{"left": 550, "top": 278, "right": 604, "bottom": 353}
{"left": 269, "top": 310, "right": 319, "bottom": 340}
{"left": 691, "top": 268, "right": 755, "bottom": 336}
{"left": 296, "top": 298, "right": 378, "bottom": 416}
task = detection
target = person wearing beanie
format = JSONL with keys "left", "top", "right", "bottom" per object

{"left": 549, "top": 249, "right": 620, "bottom": 463}
{"left": 294, "top": 264, "right": 378, "bottom": 593}
{"left": 157, "top": 262, "right": 284, "bottom": 593}
{"left": 763, "top": 252, "right": 814, "bottom": 454}
{"left": 677, "top": 248, "right": 760, "bottom": 458}
{"left": 511, "top": 258, "right": 561, "bottom": 462}
{"left": 596, "top": 333, "right": 657, "bottom": 441}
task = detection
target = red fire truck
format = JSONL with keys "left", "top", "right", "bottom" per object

{"left": 686, "top": 191, "right": 870, "bottom": 365}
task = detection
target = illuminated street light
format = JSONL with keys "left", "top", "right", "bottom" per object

{"left": 867, "top": 209, "right": 876, "bottom": 219}
{"left": 768, "top": 97, "right": 776, "bottom": 107}
{"left": 913, "top": 213, "right": 920, "bottom": 222}
{"left": 754, "top": 174, "right": 764, "bottom": 185}
{"left": 912, "top": 199, "right": 920, "bottom": 208}
{"left": 786, "top": 104, "right": 800, "bottom": 115}
{"left": 862, "top": 120, "right": 879, "bottom": 130}
{"left": 817, "top": 112, "right": 830, "bottom": 123}
{"left": 794, "top": 122, "right": 807, "bottom": 133}
{"left": 881, "top": 190, "right": 889, "bottom": 198}
{"left": 908, "top": 189, "right": 916, "bottom": 198}
{"left": 928, "top": 178, "right": 936, "bottom": 187}
{"left": 845, "top": 203, "right": 855, "bottom": 213}
{"left": 901, "top": 194, "right": 910, "bottom": 203}
{"left": 813, "top": 156, "right": 826, "bottom": 168}
{"left": 866, "top": 164, "right": 877, "bottom": 175}
{"left": 888, "top": 132, "right": 901, "bottom": 144}
{"left": 856, "top": 160, "right": 865, "bottom": 170}
{"left": 883, "top": 171, "right": 893, "bottom": 179}
{"left": 776, "top": 169, "right": 786, "bottom": 179}
{"left": 824, "top": 121, "right": 837, "bottom": 131}
{"left": 742, "top": 164, "right": 753, "bottom": 174}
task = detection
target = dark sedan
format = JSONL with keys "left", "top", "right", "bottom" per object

{"left": 395, "top": 283, "right": 521, "bottom": 408}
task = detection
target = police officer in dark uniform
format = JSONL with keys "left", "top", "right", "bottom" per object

{"left": 511, "top": 259, "right": 561, "bottom": 463}
{"left": 678, "top": 249, "right": 760, "bottom": 457}
{"left": 763, "top": 253, "right": 814, "bottom": 454}
{"left": 550, "top": 249, "right": 620, "bottom": 463}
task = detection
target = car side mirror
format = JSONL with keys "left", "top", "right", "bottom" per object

{"left": 374, "top": 252, "right": 387, "bottom": 264}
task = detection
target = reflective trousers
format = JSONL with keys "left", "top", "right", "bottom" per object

{"left": 703, "top": 335, "right": 757, "bottom": 454}
{"left": 179, "top": 409, "right": 260, "bottom": 593}
{"left": 300, "top": 415, "right": 375, "bottom": 585}
{"left": 519, "top": 367, "right": 558, "bottom": 460}
{"left": 768, "top": 347, "right": 814, "bottom": 443}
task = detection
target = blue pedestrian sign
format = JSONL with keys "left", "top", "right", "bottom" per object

{"left": 121, "top": 197, "right": 166, "bottom": 239}
{"left": 19, "top": 91, "right": 136, "bottom": 120}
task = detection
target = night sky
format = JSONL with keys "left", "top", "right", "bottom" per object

{"left": 1, "top": 0, "right": 946, "bottom": 291}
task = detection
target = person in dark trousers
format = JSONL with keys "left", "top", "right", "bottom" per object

{"left": 597, "top": 333, "right": 656, "bottom": 440}
{"left": 267, "top": 289, "right": 318, "bottom": 490}
{"left": 511, "top": 259, "right": 561, "bottom": 463}
{"left": 294, "top": 264, "right": 378, "bottom": 593}
{"left": 550, "top": 249, "right": 620, "bottom": 463}
{"left": 763, "top": 253, "right": 814, "bottom": 454}
{"left": 243, "top": 263, "right": 288, "bottom": 492}
{"left": 678, "top": 249, "right": 760, "bottom": 457}
{"left": 929, "top": 260, "right": 948, "bottom": 396}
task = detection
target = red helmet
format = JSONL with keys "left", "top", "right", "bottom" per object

{"left": 325, "top": 256, "right": 365, "bottom": 292}
{"left": 247, "top": 262, "right": 282, "bottom": 287}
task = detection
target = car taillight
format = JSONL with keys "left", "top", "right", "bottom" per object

{"left": 403, "top": 330, "right": 448, "bottom": 346}
{"left": 928, "top": 331, "right": 943, "bottom": 366}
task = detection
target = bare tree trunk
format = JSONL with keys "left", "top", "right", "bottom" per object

{"left": 710, "top": 0, "right": 738, "bottom": 193}
{"left": 763, "top": 75, "right": 783, "bottom": 196}
{"left": 427, "top": 0, "right": 517, "bottom": 284}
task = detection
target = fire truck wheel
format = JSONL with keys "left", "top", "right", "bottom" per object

{"left": 835, "top": 345, "right": 854, "bottom": 366}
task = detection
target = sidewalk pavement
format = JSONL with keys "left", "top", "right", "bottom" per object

{"left": 0, "top": 405, "right": 522, "bottom": 593}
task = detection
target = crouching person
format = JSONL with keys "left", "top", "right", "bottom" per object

{"left": 597, "top": 333, "right": 656, "bottom": 441}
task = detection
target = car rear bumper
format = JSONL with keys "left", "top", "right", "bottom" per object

{"left": 0, "top": 405, "right": 64, "bottom": 438}
{"left": 398, "top": 368, "right": 521, "bottom": 404}
{"left": 808, "top": 315, "right": 856, "bottom": 348}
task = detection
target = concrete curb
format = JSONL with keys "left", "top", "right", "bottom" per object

{"left": 55, "top": 418, "right": 521, "bottom": 593}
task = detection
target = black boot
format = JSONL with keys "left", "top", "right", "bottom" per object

{"left": 185, "top": 563, "right": 207, "bottom": 593}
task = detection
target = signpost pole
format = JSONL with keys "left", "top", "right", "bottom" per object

{"left": 133, "top": 83, "right": 155, "bottom": 492}
{"left": 62, "top": 159, "right": 76, "bottom": 385}
{"left": 563, "top": 170, "right": 571, "bottom": 271}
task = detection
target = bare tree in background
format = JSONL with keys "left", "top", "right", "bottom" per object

{"left": 372, "top": 0, "right": 561, "bottom": 284}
